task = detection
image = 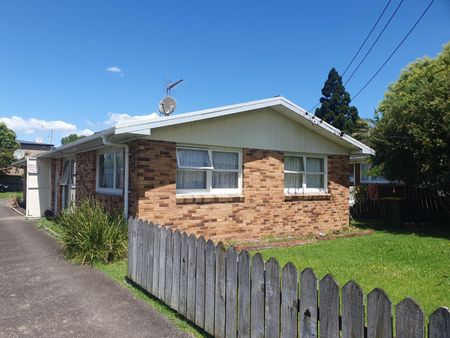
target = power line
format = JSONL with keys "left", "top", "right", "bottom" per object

{"left": 344, "top": 0, "right": 405, "bottom": 86}
{"left": 342, "top": 0, "right": 394, "bottom": 77}
{"left": 352, "top": 0, "right": 435, "bottom": 101}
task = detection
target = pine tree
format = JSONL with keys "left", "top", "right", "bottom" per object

{"left": 315, "top": 68, "right": 359, "bottom": 134}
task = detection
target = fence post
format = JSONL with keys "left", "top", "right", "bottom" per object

{"left": 367, "top": 288, "right": 393, "bottom": 338}
{"left": 299, "top": 268, "right": 318, "bottom": 338}
{"left": 251, "top": 253, "right": 265, "bottom": 338}
{"left": 238, "top": 250, "right": 251, "bottom": 338}
{"left": 226, "top": 247, "right": 238, "bottom": 338}
{"left": 151, "top": 225, "right": 160, "bottom": 296}
{"left": 281, "top": 263, "right": 298, "bottom": 338}
{"left": 141, "top": 221, "right": 150, "bottom": 291}
{"left": 145, "top": 223, "right": 155, "bottom": 294}
{"left": 127, "top": 217, "right": 135, "bottom": 280}
{"left": 342, "top": 281, "right": 364, "bottom": 338}
{"left": 179, "top": 232, "right": 189, "bottom": 316}
{"left": 265, "top": 258, "right": 280, "bottom": 338}
{"left": 158, "top": 227, "right": 167, "bottom": 299}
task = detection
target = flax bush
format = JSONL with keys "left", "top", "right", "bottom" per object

{"left": 59, "top": 199, "right": 128, "bottom": 265}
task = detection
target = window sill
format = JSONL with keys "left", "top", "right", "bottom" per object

{"left": 176, "top": 195, "right": 244, "bottom": 204}
{"left": 284, "top": 193, "right": 331, "bottom": 201}
{"left": 96, "top": 188, "right": 123, "bottom": 196}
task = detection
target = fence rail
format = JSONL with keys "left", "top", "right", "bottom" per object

{"left": 127, "top": 217, "right": 450, "bottom": 338}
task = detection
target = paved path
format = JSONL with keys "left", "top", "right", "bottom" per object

{"left": 0, "top": 201, "right": 189, "bottom": 337}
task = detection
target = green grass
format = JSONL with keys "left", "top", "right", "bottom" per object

{"left": 95, "top": 260, "right": 208, "bottom": 338}
{"left": 0, "top": 191, "right": 23, "bottom": 199}
{"left": 253, "top": 221, "right": 450, "bottom": 316}
{"left": 36, "top": 218, "right": 65, "bottom": 239}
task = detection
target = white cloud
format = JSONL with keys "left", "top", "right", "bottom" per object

{"left": 106, "top": 66, "right": 122, "bottom": 74}
{"left": 76, "top": 128, "right": 94, "bottom": 136}
{"left": 104, "top": 112, "right": 158, "bottom": 126}
{"left": 35, "top": 137, "right": 44, "bottom": 144}
{"left": 0, "top": 116, "right": 77, "bottom": 135}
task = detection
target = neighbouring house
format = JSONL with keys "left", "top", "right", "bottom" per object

{"left": 1, "top": 140, "right": 54, "bottom": 192}
{"left": 14, "top": 97, "right": 374, "bottom": 241}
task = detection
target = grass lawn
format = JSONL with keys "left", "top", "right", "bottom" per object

{"left": 253, "top": 221, "right": 450, "bottom": 317}
{"left": 0, "top": 191, "right": 23, "bottom": 199}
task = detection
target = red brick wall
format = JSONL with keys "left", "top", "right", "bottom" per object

{"left": 131, "top": 139, "right": 349, "bottom": 242}
{"left": 75, "top": 151, "right": 123, "bottom": 213}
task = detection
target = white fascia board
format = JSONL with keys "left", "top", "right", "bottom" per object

{"left": 113, "top": 96, "right": 375, "bottom": 155}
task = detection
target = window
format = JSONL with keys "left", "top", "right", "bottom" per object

{"left": 284, "top": 155, "right": 327, "bottom": 194}
{"left": 96, "top": 148, "right": 124, "bottom": 194}
{"left": 349, "top": 163, "right": 355, "bottom": 185}
{"left": 361, "top": 163, "right": 388, "bottom": 184}
{"left": 176, "top": 147, "right": 241, "bottom": 195}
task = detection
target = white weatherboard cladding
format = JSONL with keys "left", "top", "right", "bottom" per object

{"left": 26, "top": 158, "right": 51, "bottom": 218}
{"left": 148, "top": 108, "right": 348, "bottom": 155}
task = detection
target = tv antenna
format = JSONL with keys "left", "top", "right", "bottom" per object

{"left": 158, "top": 79, "right": 184, "bottom": 116}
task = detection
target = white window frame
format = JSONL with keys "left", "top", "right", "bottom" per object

{"left": 176, "top": 146, "right": 242, "bottom": 196}
{"left": 96, "top": 148, "right": 124, "bottom": 195}
{"left": 284, "top": 154, "right": 328, "bottom": 195}
{"left": 360, "top": 163, "right": 389, "bottom": 184}
{"left": 349, "top": 163, "right": 355, "bottom": 185}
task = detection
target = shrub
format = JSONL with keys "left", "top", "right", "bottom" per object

{"left": 8, "top": 193, "right": 21, "bottom": 208}
{"left": 59, "top": 199, "right": 128, "bottom": 265}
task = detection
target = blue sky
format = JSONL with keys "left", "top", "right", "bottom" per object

{"left": 1, "top": 0, "right": 449, "bottom": 145}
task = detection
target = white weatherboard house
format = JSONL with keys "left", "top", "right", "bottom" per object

{"left": 15, "top": 97, "right": 374, "bottom": 241}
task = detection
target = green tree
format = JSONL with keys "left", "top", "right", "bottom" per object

{"left": 371, "top": 43, "right": 450, "bottom": 193}
{"left": 61, "top": 134, "right": 85, "bottom": 145}
{"left": 0, "top": 122, "right": 20, "bottom": 174}
{"left": 315, "top": 68, "right": 360, "bottom": 134}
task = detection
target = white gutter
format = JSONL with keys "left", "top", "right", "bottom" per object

{"left": 101, "top": 136, "right": 129, "bottom": 219}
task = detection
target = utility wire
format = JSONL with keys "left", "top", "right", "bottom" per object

{"left": 342, "top": 0, "right": 394, "bottom": 77}
{"left": 352, "top": 0, "right": 435, "bottom": 101}
{"left": 344, "top": 0, "right": 405, "bottom": 86}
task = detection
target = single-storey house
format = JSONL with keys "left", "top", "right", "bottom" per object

{"left": 15, "top": 97, "right": 374, "bottom": 241}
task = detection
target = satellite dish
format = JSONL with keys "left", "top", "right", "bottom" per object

{"left": 13, "top": 149, "right": 25, "bottom": 160}
{"left": 158, "top": 96, "right": 177, "bottom": 116}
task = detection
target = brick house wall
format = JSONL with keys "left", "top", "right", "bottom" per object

{"left": 50, "top": 158, "right": 62, "bottom": 213}
{"left": 74, "top": 151, "right": 123, "bottom": 212}
{"left": 130, "top": 139, "right": 349, "bottom": 242}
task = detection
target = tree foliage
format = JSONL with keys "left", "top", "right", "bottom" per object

{"left": 315, "top": 67, "right": 360, "bottom": 134}
{"left": 371, "top": 43, "right": 450, "bottom": 192}
{"left": 61, "top": 134, "right": 85, "bottom": 145}
{"left": 0, "top": 122, "right": 20, "bottom": 174}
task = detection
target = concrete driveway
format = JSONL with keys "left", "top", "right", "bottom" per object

{"left": 0, "top": 200, "right": 189, "bottom": 337}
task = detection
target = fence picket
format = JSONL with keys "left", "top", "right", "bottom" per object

{"left": 187, "top": 233, "right": 197, "bottom": 322}
{"left": 342, "top": 281, "right": 364, "bottom": 338}
{"left": 265, "top": 258, "right": 280, "bottom": 338}
{"left": 164, "top": 229, "right": 174, "bottom": 304}
{"left": 238, "top": 250, "right": 251, "bottom": 338}
{"left": 319, "top": 275, "right": 339, "bottom": 338}
{"left": 226, "top": 247, "right": 238, "bottom": 338}
{"left": 141, "top": 222, "right": 150, "bottom": 291}
{"left": 151, "top": 225, "right": 160, "bottom": 296}
{"left": 195, "top": 236, "right": 206, "bottom": 329}
{"left": 367, "top": 288, "right": 393, "bottom": 338}
{"left": 158, "top": 227, "right": 167, "bottom": 299}
{"left": 179, "top": 232, "right": 189, "bottom": 316}
{"left": 136, "top": 220, "right": 144, "bottom": 286}
{"left": 428, "top": 307, "right": 450, "bottom": 338}
{"left": 204, "top": 239, "right": 216, "bottom": 335}
{"left": 171, "top": 230, "right": 182, "bottom": 311}
{"left": 299, "top": 268, "right": 318, "bottom": 338}
{"left": 145, "top": 223, "right": 155, "bottom": 293}
{"left": 215, "top": 243, "right": 227, "bottom": 338}
{"left": 251, "top": 253, "right": 265, "bottom": 338}
{"left": 396, "top": 298, "right": 424, "bottom": 338}
{"left": 281, "top": 263, "right": 298, "bottom": 338}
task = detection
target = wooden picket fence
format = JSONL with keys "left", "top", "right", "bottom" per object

{"left": 127, "top": 217, "right": 450, "bottom": 338}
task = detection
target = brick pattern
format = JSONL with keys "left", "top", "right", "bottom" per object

{"left": 132, "top": 139, "right": 349, "bottom": 242}
{"left": 75, "top": 151, "right": 123, "bottom": 213}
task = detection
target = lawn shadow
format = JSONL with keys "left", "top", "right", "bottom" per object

{"left": 352, "top": 218, "right": 450, "bottom": 240}
{"left": 125, "top": 277, "right": 212, "bottom": 338}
